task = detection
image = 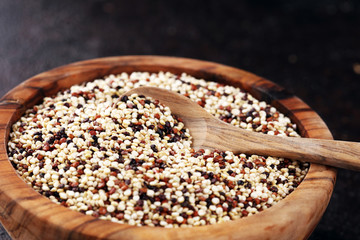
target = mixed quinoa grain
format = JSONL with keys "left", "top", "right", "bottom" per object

{"left": 8, "top": 72, "right": 309, "bottom": 227}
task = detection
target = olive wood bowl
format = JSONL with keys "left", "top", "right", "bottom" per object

{"left": 0, "top": 56, "right": 336, "bottom": 240}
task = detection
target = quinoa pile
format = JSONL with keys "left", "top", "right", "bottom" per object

{"left": 7, "top": 72, "right": 309, "bottom": 227}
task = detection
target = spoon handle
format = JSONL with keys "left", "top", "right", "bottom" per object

{"left": 211, "top": 120, "right": 360, "bottom": 171}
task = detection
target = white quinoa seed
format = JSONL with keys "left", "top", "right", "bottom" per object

{"left": 8, "top": 72, "right": 308, "bottom": 228}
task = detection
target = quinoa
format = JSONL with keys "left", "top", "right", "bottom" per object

{"left": 7, "top": 72, "right": 309, "bottom": 227}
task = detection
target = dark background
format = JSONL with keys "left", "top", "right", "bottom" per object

{"left": 0, "top": 1, "right": 359, "bottom": 239}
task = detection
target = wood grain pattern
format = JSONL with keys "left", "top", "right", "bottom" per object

{"left": 125, "top": 86, "right": 360, "bottom": 171}
{"left": 0, "top": 56, "right": 336, "bottom": 240}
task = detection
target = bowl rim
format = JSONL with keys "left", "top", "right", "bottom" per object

{"left": 0, "top": 55, "right": 336, "bottom": 240}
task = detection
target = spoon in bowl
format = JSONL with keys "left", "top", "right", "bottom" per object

{"left": 122, "top": 86, "right": 360, "bottom": 171}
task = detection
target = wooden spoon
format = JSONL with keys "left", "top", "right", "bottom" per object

{"left": 122, "top": 86, "right": 360, "bottom": 171}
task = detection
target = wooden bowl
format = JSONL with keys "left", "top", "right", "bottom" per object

{"left": 0, "top": 56, "right": 336, "bottom": 240}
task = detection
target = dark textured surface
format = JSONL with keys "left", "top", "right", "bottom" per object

{"left": 0, "top": 1, "right": 359, "bottom": 239}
